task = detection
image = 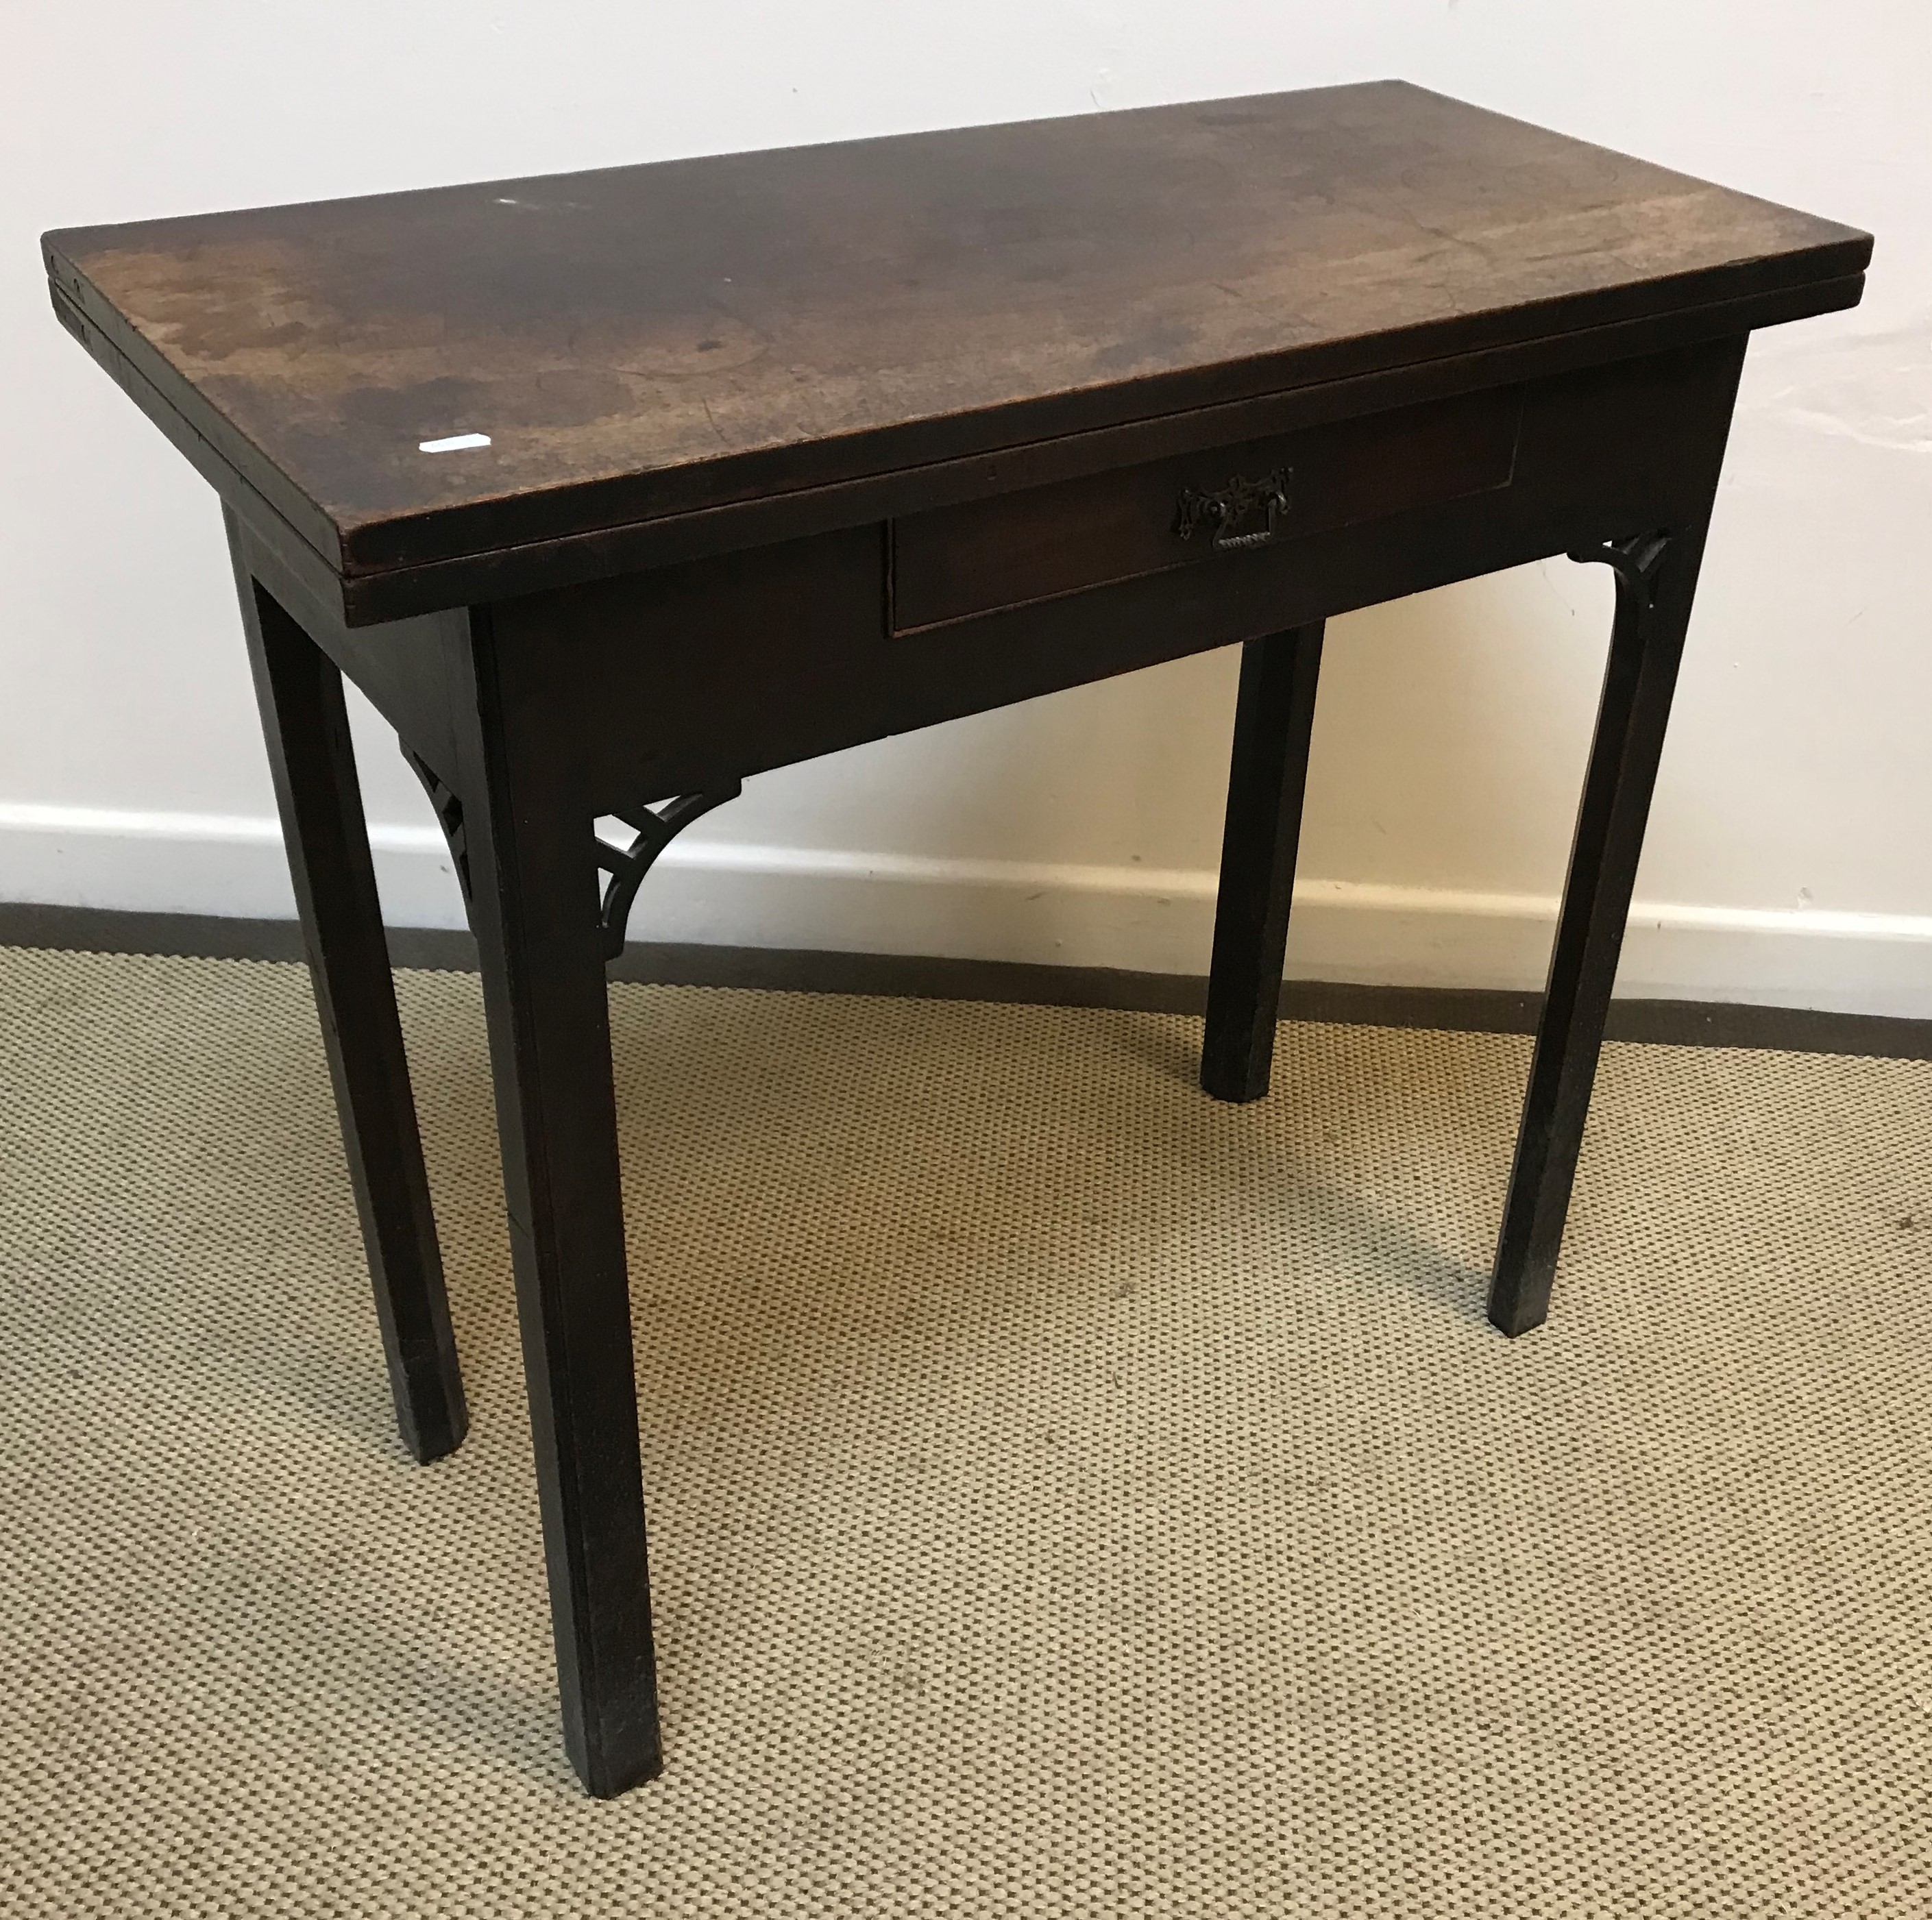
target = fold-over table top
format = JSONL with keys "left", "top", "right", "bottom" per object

{"left": 45, "top": 81, "right": 1868, "bottom": 582}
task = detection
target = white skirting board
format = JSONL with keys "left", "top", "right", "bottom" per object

{"left": 2, "top": 801, "right": 1929, "bottom": 1018}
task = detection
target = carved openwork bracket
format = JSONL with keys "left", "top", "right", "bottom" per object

{"left": 402, "top": 746, "right": 473, "bottom": 906}
{"left": 593, "top": 784, "right": 743, "bottom": 963}
{"left": 1569, "top": 528, "right": 1672, "bottom": 611}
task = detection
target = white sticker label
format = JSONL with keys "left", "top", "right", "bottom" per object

{"left": 419, "top": 432, "right": 492, "bottom": 454}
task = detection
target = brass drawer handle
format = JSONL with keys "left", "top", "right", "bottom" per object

{"left": 1175, "top": 467, "right": 1293, "bottom": 551}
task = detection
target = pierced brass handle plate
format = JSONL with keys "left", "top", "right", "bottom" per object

{"left": 1175, "top": 467, "right": 1293, "bottom": 552}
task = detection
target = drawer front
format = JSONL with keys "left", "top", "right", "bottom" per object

{"left": 890, "top": 385, "right": 1522, "bottom": 633}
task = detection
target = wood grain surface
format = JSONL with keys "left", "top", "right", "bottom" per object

{"left": 45, "top": 82, "right": 1868, "bottom": 574}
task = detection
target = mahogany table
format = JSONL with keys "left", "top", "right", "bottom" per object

{"left": 43, "top": 82, "right": 1868, "bottom": 1796}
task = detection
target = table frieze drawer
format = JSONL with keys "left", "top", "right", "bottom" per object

{"left": 890, "top": 384, "right": 1524, "bottom": 634}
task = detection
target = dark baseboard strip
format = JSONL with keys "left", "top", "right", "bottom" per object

{"left": 3, "top": 900, "right": 1927, "bottom": 1061}
{"left": 0, "top": 902, "right": 318, "bottom": 966}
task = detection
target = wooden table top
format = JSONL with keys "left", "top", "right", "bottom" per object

{"left": 46, "top": 81, "right": 1868, "bottom": 584}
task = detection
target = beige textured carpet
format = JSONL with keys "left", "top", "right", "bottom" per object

{"left": 3, "top": 945, "right": 1930, "bottom": 1917}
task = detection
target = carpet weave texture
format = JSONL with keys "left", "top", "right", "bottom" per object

{"left": 2, "top": 945, "right": 1929, "bottom": 1917}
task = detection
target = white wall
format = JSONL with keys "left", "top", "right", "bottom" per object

{"left": 5, "top": 3, "right": 1929, "bottom": 1013}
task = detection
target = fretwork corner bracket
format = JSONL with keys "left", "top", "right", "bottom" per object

{"left": 1569, "top": 528, "right": 1674, "bottom": 610}
{"left": 594, "top": 784, "right": 743, "bottom": 963}
{"left": 402, "top": 746, "right": 474, "bottom": 907}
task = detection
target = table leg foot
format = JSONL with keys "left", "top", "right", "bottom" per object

{"left": 228, "top": 513, "right": 468, "bottom": 1464}
{"left": 1201, "top": 624, "right": 1325, "bottom": 1103}
{"left": 1488, "top": 524, "right": 1709, "bottom": 1336}
{"left": 452, "top": 611, "right": 662, "bottom": 1796}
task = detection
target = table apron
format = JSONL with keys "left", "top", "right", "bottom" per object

{"left": 239, "top": 336, "right": 1746, "bottom": 819}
